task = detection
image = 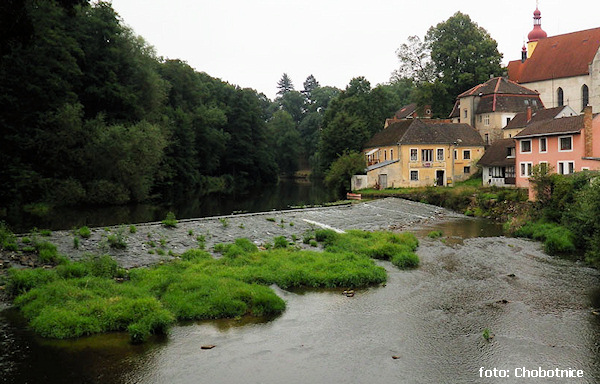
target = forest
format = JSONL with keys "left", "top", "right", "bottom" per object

{"left": 0, "top": 0, "right": 503, "bottom": 208}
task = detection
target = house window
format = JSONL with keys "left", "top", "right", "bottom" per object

{"left": 520, "top": 140, "right": 532, "bottom": 153}
{"left": 463, "top": 109, "right": 468, "bottom": 119}
{"left": 484, "top": 134, "right": 489, "bottom": 145}
{"left": 410, "top": 148, "right": 418, "bottom": 161}
{"left": 478, "top": 115, "right": 482, "bottom": 123}
{"left": 484, "top": 114, "right": 490, "bottom": 126}
{"left": 422, "top": 149, "right": 433, "bottom": 162}
{"left": 506, "top": 166, "right": 515, "bottom": 178}
{"left": 463, "top": 150, "right": 471, "bottom": 160}
{"left": 520, "top": 162, "right": 533, "bottom": 177}
{"left": 384, "top": 150, "right": 387, "bottom": 161}
{"left": 557, "top": 87, "right": 564, "bottom": 106}
{"left": 410, "top": 170, "right": 419, "bottom": 181}
{"left": 507, "top": 147, "right": 515, "bottom": 158}
{"left": 582, "top": 167, "right": 590, "bottom": 171}
{"left": 559, "top": 136, "right": 572, "bottom": 152}
{"left": 506, "top": 117, "right": 511, "bottom": 126}
{"left": 539, "top": 137, "right": 547, "bottom": 153}
{"left": 454, "top": 150, "right": 457, "bottom": 160}
{"left": 539, "top": 161, "right": 548, "bottom": 173}
{"left": 582, "top": 85, "right": 589, "bottom": 110}
{"left": 390, "top": 149, "right": 393, "bottom": 160}
{"left": 436, "top": 148, "right": 444, "bottom": 161}
{"left": 558, "top": 161, "right": 575, "bottom": 175}
{"left": 464, "top": 166, "right": 471, "bottom": 174}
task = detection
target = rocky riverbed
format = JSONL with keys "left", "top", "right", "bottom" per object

{"left": 2, "top": 198, "right": 454, "bottom": 270}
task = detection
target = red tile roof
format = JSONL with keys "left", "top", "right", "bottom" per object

{"left": 508, "top": 27, "right": 600, "bottom": 83}
{"left": 458, "top": 77, "right": 538, "bottom": 98}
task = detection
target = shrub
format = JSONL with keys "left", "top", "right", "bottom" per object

{"left": 181, "top": 249, "right": 212, "bottom": 261}
{"left": 162, "top": 212, "right": 178, "bottom": 228}
{"left": 83, "top": 254, "right": 120, "bottom": 278}
{"left": 78, "top": 226, "right": 91, "bottom": 238}
{"left": 273, "top": 236, "right": 289, "bottom": 249}
{"left": 129, "top": 225, "right": 137, "bottom": 234}
{"left": 35, "top": 241, "right": 61, "bottom": 263}
{"left": 315, "top": 229, "right": 340, "bottom": 245}
{"left": 0, "top": 222, "right": 18, "bottom": 251}
{"left": 107, "top": 234, "right": 127, "bottom": 249}
{"left": 427, "top": 230, "right": 443, "bottom": 239}
{"left": 6, "top": 268, "right": 58, "bottom": 295}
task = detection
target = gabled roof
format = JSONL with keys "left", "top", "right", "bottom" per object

{"left": 395, "top": 103, "right": 418, "bottom": 119}
{"left": 475, "top": 94, "right": 543, "bottom": 114}
{"left": 450, "top": 100, "right": 460, "bottom": 118}
{"left": 364, "top": 119, "right": 484, "bottom": 148}
{"left": 478, "top": 138, "right": 516, "bottom": 167}
{"left": 514, "top": 114, "right": 585, "bottom": 138}
{"left": 503, "top": 106, "right": 577, "bottom": 130}
{"left": 451, "top": 77, "right": 542, "bottom": 116}
{"left": 365, "top": 120, "right": 413, "bottom": 148}
{"left": 458, "top": 77, "right": 539, "bottom": 98}
{"left": 508, "top": 27, "right": 600, "bottom": 83}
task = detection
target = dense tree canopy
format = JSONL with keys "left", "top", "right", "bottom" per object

{"left": 0, "top": 0, "right": 281, "bottom": 207}
{"left": 394, "top": 12, "right": 503, "bottom": 117}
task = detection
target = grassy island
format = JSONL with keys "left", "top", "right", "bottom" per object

{"left": 5, "top": 229, "right": 418, "bottom": 343}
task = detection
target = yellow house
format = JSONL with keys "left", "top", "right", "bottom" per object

{"left": 362, "top": 120, "right": 484, "bottom": 188}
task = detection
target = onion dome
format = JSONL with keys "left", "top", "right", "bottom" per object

{"left": 528, "top": 6, "right": 547, "bottom": 41}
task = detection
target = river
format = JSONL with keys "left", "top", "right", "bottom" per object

{"left": 2, "top": 210, "right": 599, "bottom": 384}
{"left": 3, "top": 179, "right": 333, "bottom": 233}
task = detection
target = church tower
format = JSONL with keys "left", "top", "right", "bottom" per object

{"left": 526, "top": 2, "right": 547, "bottom": 57}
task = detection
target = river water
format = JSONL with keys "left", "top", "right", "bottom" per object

{"left": 2, "top": 215, "right": 600, "bottom": 383}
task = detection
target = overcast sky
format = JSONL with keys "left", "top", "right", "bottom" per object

{"left": 108, "top": 0, "right": 599, "bottom": 100}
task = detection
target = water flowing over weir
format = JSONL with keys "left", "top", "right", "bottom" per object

{"left": 2, "top": 199, "right": 600, "bottom": 383}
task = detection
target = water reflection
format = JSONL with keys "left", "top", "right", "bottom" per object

{"left": 4, "top": 179, "right": 333, "bottom": 232}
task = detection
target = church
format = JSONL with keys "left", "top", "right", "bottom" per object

{"left": 507, "top": 5, "right": 600, "bottom": 112}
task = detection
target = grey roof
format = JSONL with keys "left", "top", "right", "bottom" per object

{"left": 366, "top": 159, "right": 399, "bottom": 172}
{"left": 365, "top": 120, "right": 484, "bottom": 148}
{"left": 478, "top": 139, "right": 516, "bottom": 167}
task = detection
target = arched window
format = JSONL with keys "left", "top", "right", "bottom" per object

{"left": 582, "top": 84, "right": 589, "bottom": 110}
{"left": 557, "top": 87, "right": 564, "bottom": 106}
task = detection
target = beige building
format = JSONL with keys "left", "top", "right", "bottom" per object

{"left": 361, "top": 120, "right": 484, "bottom": 189}
{"left": 450, "top": 77, "right": 543, "bottom": 145}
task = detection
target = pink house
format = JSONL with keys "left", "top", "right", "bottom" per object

{"left": 514, "top": 106, "right": 600, "bottom": 197}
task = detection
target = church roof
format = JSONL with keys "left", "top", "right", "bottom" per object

{"left": 508, "top": 27, "right": 600, "bottom": 84}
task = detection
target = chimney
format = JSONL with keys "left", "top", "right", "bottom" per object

{"left": 526, "top": 106, "right": 532, "bottom": 123}
{"left": 584, "top": 106, "right": 593, "bottom": 157}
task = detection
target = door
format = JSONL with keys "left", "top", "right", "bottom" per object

{"left": 378, "top": 174, "right": 388, "bottom": 189}
{"left": 436, "top": 170, "right": 445, "bottom": 186}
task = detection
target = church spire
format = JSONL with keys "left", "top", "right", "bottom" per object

{"left": 528, "top": 1, "right": 547, "bottom": 42}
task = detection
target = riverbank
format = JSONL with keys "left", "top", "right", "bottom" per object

{"left": 357, "top": 178, "right": 531, "bottom": 222}
{"left": 1, "top": 198, "right": 450, "bottom": 270}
